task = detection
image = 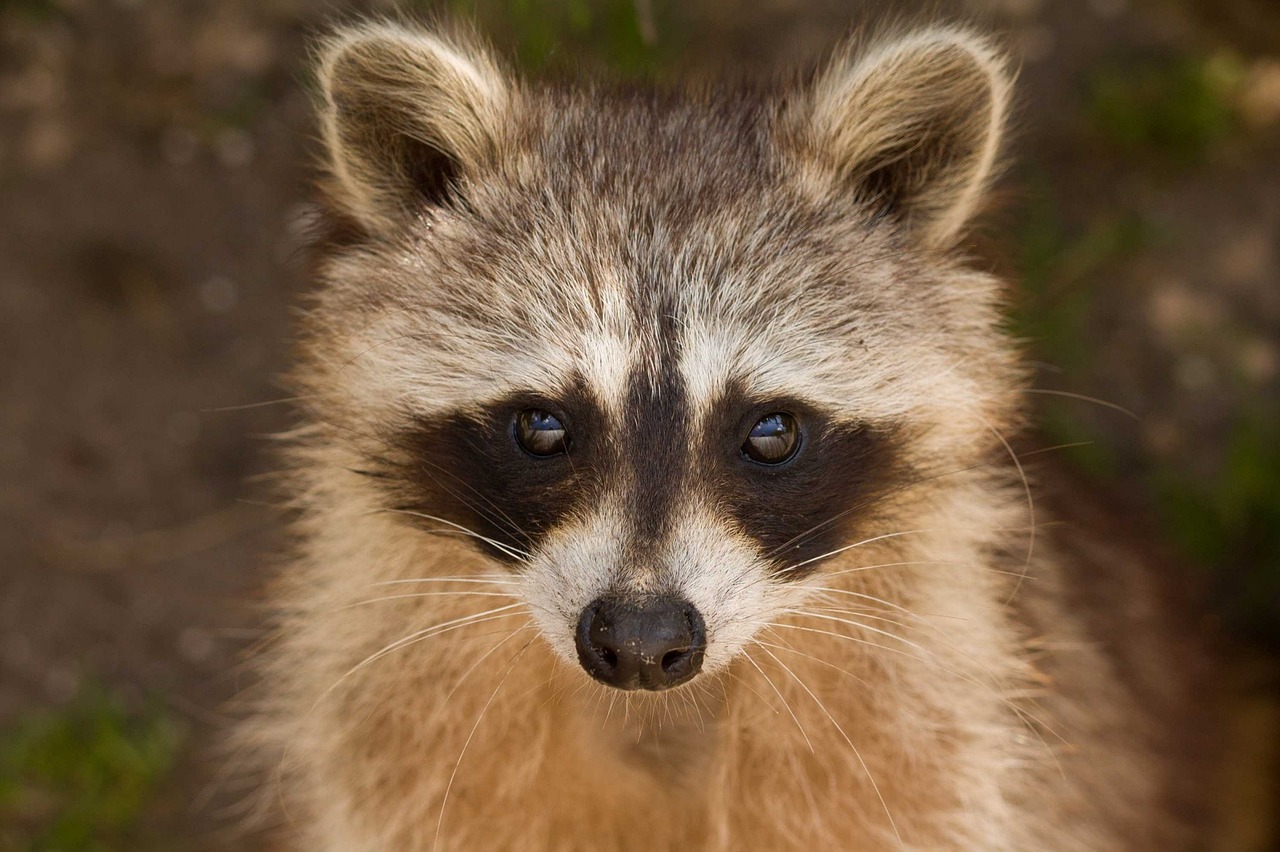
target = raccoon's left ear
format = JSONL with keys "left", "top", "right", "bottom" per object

{"left": 315, "top": 23, "right": 512, "bottom": 234}
{"left": 797, "top": 27, "right": 1012, "bottom": 249}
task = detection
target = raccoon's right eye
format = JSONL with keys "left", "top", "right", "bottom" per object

{"left": 515, "top": 409, "right": 570, "bottom": 457}
{"left": 742, "top": 412, "right": 800, "bottom": 465}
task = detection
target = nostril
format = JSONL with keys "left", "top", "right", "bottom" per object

{"left": 661, "top": 647, "right": 690, "bottom": 673}
{"left": 600, "top": 647, "right": 618, "bottom": 668}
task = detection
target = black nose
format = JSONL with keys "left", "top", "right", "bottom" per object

{"left": 575, "top": 596, "right": 706, "bottom": 691}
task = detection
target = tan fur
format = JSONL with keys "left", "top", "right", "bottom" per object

{"left": 241, "top": 21, "right": 1212, "bottom": 851}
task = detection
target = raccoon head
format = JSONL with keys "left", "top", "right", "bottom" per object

{"left": 304, "top": 23, "right": 1015, "bottom": 692}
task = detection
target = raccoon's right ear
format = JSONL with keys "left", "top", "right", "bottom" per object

{"left": 797, "top": 27, "right": 1012, "bottom": 249}
{"left": 315, "top": 23, "right": 512, "bottom": 233}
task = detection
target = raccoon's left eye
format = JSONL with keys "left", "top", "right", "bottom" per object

{"left": 515, "top": 409, "right": 570, "bottom": 457}
{"left": 743, "top": 412, "right": 800, "bottom": 465}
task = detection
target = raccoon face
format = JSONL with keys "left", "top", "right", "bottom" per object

{"left": 305, "top": 25, "right": 1013, "bottom": 690}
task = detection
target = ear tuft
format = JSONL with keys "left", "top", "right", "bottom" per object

{"left": 803, "top": 27, "right": 1013, "bottom": 248}
{"left": 315, "top": 22, "right": 511, "bottom": 233}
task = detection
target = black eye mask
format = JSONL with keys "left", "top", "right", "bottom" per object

{"left": 380, "top": 374, "right": 904, "bottom": 581}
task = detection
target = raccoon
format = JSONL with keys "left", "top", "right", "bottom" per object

{"left": 247, "top": 20, "right": 1214, "bottom": 850}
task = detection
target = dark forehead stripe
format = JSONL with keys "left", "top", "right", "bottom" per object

{"left": 698, "top": 383, "right": 907, "bottom": 581}
{"left": 620, "top": 245, "right": 690, "bottom": 553}
{"left": 619, "top": 354, "right": 690, "bottom": 568}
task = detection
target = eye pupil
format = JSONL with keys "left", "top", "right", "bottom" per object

{"left": 743, "top": 413, "right": 799, "bottom": 464}
{"left": 516, "top": 409, "right": 569, "bottom": 457}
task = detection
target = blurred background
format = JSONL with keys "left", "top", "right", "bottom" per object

{"left": 1, "top": 0, "right": 1277, "bottom": 848}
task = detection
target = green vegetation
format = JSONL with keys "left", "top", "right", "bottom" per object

{"left": 445, "top": 0, "right": 671, "bottom": 76}
{"left": 1009, "top": 181, "right": 1150, "bottom": 476}
{"left": 1156, "top": 411, "right": 1280, "bottom": 639}
{"left": 0, "top": 685, "right": 185, "bottom": 852}
{"left": 1014, "top": 182, "right": 1150, "bottom": 369}
{"left": 0, "top": 0, "right": 63, "bottom": 23}
{"left": 1088, "top": 52, "right": 1245, "bottom": 165}
{"left": 1017, "top": 38, "right": 1280, "bottom": 643}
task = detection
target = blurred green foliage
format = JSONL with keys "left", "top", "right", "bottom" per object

{"left": 443, "top": 0, "right": 670, "bottom": 75}
{"left": 1010, "top": 180, "right": 1149, "bottom": 476}
{"left": 0, "top": 686, "right": 185, "bottom": 852}
{"left": 1014, "top": 169, "right": 1280, "bottom": 641}
{"left": 1015, "top": 182, "right": 1150, "bottom": 369}
{"left": 0, "top": 0, "right": 62, "bottom": 23}
{"left": 1088, "top": 53, "right": 1245, "bottom": 165}
{"left": 1156, "top": 411, "right": 1280, "bottom": 639}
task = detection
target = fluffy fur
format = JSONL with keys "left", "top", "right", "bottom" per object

{"left": 242, "top": 21, "right": 1212, "bottom": 850}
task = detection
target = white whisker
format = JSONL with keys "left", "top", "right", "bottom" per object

{"left": 742, "top": 650, "right": 814, "bottom": 753}
{"left": 758, "top": 646, "right": 902, "bottom": 848}
{"left": 335, "top": 590, "right": 515, "bottom": 610}
{"left": 777, "top": 609, "right": 946, "bottom": 665}
{"left": 312, "top": 604, "right": 527, "bottom": 714}
{"left": 434, "top": 638, "right": 536, "bottom": 848}
{"left": 752, "top": 638, "right": 870, "bottom": 689}
{"left": 761, "top": 619, "right": 1068, "bottom": 754}
{"left": 1022, "top": 387, "right": 1139, "bottom": 420}
{"left": 376, "top": 508, "right": 532, "bottom": 561}
{"left": 780, "top": 528, "right": 933, "bottom": 575}
{"left": 980, "top": 416, "right": 1036, "bottom": 604}
{"left": 368, "top": 576, "right": 511, "bottom": 588}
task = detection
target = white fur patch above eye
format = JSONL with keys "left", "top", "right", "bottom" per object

{"left": 677, "top": 310, "right": 950, "bottom": 432}
{"left": 315, "top": 257, "right": 641, "bottom": 425}
{"left": 574, "top": 328, "right": 637, "bottom": 422}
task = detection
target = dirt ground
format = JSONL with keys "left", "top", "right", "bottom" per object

{"left": 1, "top": 0, "right": 1277, "bottom": 848}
